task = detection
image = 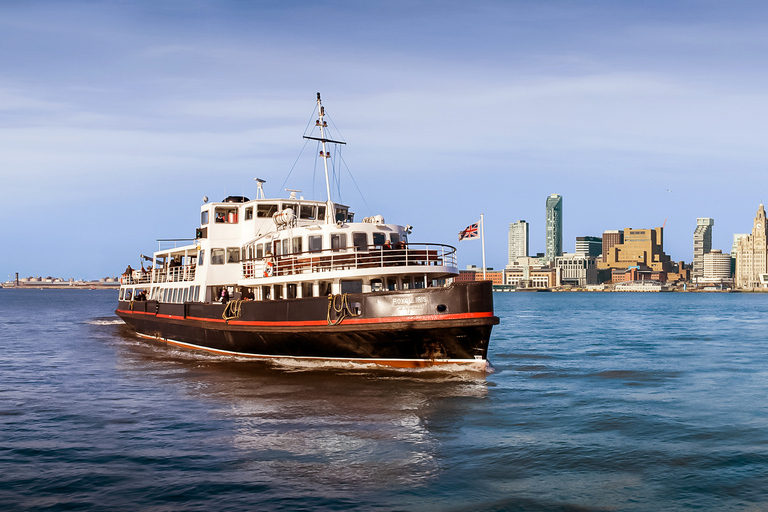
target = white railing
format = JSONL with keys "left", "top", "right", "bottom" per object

{"left": 121, "top": 266, "right": 196, "bottom": 285}
{"left": 241, "top": 243, "right": 457, "bottom": 279}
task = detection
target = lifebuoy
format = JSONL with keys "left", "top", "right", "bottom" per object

{"left": 263, "top": 261, "right": 274, "bottom": 277}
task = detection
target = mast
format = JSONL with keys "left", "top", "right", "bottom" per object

{"left": 304, "top": 93, "right": 346, "bottom": 225}
{"left": 318, "top": 93, "right": 333, "bottom": 223}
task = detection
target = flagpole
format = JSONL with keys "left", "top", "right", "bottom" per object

{"left": 481, "top": 213, "right": 487, "bottom": 280}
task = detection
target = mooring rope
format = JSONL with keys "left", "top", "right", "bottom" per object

{"left": 222, "top": 299, "right": 244, "bottom": 321}
{"left": 326, "top": 293, "right": 361, "bottom": 325}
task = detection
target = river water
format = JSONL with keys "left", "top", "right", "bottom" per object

{"left": 1, "top": 289, "right": 767, "bottom": 510}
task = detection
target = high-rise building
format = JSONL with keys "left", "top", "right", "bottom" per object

{"left": 508, "top": 220, "right": 529, "bottom": 265}
{"left": 597, "top": 227, "right": 673, "bottom": 273}
{"left": 545, "top": 194, "right": 562, "bottom": 262}
{"left": 692, "top": 218, "right": 714, "bottom": 282}
{"left": 735, "top": 204, "right": 768, "bottom": 288}
{"left": 575, "top": 236, "right": 602, "bottom": 258}
{"left": 601, "top": 230, "right": 623, "bottom": 263}
{"left": 703, "top": 250, "right": 733, "bottom": 285}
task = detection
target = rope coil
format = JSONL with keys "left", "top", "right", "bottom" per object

{"left": 222, "top": 299, "right": 244, "bottom": 321}
{"left": 326, "top": 293, "right": 361, "bottom": 325}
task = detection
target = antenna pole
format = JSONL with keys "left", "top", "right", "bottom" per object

{"left": 317, "top": 93, "right": 335, "bottom": 224}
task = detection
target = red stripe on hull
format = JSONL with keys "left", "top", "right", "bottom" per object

{"left": 118, "top": 309, "right": 494, "bottom": 327}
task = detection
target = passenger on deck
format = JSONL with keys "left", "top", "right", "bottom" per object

{"left": 220, "top": 287, "right": 230, "bottom": 304}
{"left": 123, "top": 265, "right": 134, "bottom": 283}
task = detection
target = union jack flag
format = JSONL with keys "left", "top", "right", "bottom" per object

{"left": 458, "top": 222, "right": 479, "bottom": 241}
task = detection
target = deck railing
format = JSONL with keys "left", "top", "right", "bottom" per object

{"left": 121, "top": 266, "right": 196, "bottom": 285}
{"left": 241, "top": 243, "right": 457, "bottom": 279}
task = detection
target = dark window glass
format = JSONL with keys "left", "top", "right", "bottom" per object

{"left": 353, "top": 232, "right": 367, "bottom": 251}
{"left": 309, "top": 235, "right": 322, "bottom": 252}
{"left": 257, "top": 204, "right": 278, "bottom": 218}
{"left": 211, "top": 249, "right": 225, "bottom": 264}
{"left": 331, "top": 233, "right": 346, "bottom": 252}
{"left": 341, "top": 280, "right": 363, "bottom": 294}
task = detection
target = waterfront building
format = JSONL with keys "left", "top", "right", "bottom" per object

{"left": 702, "top": 250, "right": 733, "bottom": 286}
{"left": 554, "top": 253, "right": 598, "bottom": 287}
{"left": 504, "top": 266, "right": 559, "bottom": 289}
{"left": 508, "top": 220, "right": 529, "bottom": 264}
{"left": 575, "top": 236, "right": 602, "bottom": 258}
{"left": 692, "top": 218, "right": 714, "bottom": 282}
{"left": 598, "top": 227, "right": 673, "bottom": 275}
{"left": 545, "top": 194, "right": 563, "bottom": 262}
{"left": 611, "top": 266, "right": 666, "bottom": 284}
{"left": 731, "top": 233, "right": 748, "bottom": 276}
{"left": 456, "top": 266, "right": 504, "bottom": 285}
{"left": 735, "top": 204, "right": 768, "bottom": 288}
{"left": 601, "top": 230, "right": 623, "bottom": 263}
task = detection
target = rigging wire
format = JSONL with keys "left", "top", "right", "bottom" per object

{"left": 338, "top": 152, "right": 373, "bottom": 217}
{"left": 279, "top": 137, "right": 310, "bottom": 195}
{"left": 278, "top": 104, "right": 319, "bottom": 197}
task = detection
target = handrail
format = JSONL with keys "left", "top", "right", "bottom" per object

{"left": 240, "top": 243, "right": 457, "bottom": 279}
{"left": 121, "top": 265, "right": 197, "bottom": 285}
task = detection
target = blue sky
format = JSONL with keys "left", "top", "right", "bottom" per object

{"left": 2, "top": 0, "right": 768, "bottom": 280}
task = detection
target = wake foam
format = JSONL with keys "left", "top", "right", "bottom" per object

{"left": 87, "top": 319, "right": 125, "bottom": 325}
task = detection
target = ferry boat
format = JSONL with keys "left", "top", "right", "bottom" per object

{"left": 115, "top": 94, "right": 499, "bottom": 369}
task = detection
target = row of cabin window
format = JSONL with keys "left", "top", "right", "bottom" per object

{"left": 248, "top": 232, "right": 406, "bottom": 260}
{"left": 120, "top": 285, "right": 201, "bottom": 303}
{"left": 201, "top": 204, "right": 353, "bottom": 225}
{"left": 196, "top": 232, "right": 407, "bottom": 267}
{"left": 255, "top": 276, "right": 435, "bottom": 300}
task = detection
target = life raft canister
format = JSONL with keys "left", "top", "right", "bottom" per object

{"left": 264, "top": 261, "right": 274, "bottom": 277}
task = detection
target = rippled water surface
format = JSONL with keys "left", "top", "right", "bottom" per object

{"left": 2, "top": 289, "right": 768, "bottom": 511}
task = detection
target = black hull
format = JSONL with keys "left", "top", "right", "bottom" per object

{"left": 115, "top": 281, "right": 499, "bottom": 368}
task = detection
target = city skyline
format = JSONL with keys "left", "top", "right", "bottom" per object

{"left": 3, "top": 1, "right": 768, "bottom": 278}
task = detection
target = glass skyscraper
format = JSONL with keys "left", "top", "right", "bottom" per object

{"left": 545, "top": 194, "right": 563, "bottom": 262}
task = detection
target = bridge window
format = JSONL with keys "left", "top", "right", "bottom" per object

{"left": 300, "top": 205, "right": 315, "bottom": 219}
{"left": 318, "top": 205, "right": 326, "bottom": 220}
{"left": 214, "top": 207, "right": 238, "bottom": 224}
{"left": 282, "top": 239, "right": 289, "bottom": 255}
{"left": 227, "top": 247, "right": 240, "bottom": 263}
{"left": 256, "top": 244, "right": 264, "bottom": 259}
{"left": 211, "top": 249, "right": 225, "bottom": 265}
{"left": 390, "top": 234, "right": 400, "bottom": 245}
{"left": 198, "top": 250, "right": 205, "bottom": 266}
{"left": 292, "top": 237, "right": 302, "bottom": 254}
{"left": 245, "top": 207, "right": 253, "bottom": 220}
{"left": 257, "top": 204, "right": 278, "bottom": 218}
{"left": 372, "top": 232, "right": 385, "bottom": 247}
{"left": 201, "top": 210, "right": 209, "bottom": 225}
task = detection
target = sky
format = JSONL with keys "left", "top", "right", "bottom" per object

{"left": 3, "top": 0, "right": 768, "bottom": 280}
